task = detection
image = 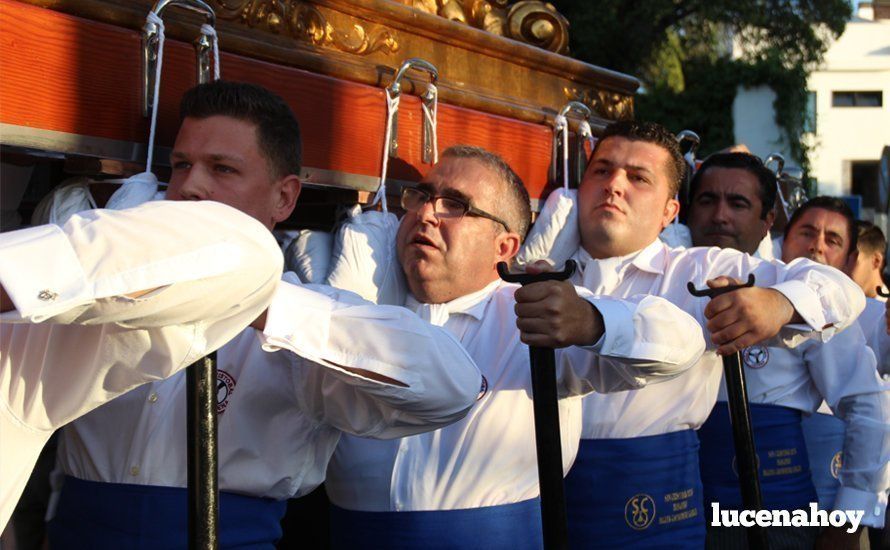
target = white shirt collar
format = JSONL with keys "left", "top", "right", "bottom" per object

{"left": 406, "top": 279, "right": 502, "bottom": 326}
{"left": 573, "top": 239, "right": 667, "bottom": 277}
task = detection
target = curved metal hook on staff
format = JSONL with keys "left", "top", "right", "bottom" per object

{"left": 676, "top": 129, "right": 700, "bottom": 168}
{"left": 142, "top": 0, "right": 217, "bottom": 117}
{"left": 552, "top": 101, "right": 593, "bottom": 189}
{"left": 387, "top": 58, "right": 439, "bottom": 164}
{"left": 765, "top": 153, "right": 808, "bottom": 222}
{"left": 673, "top": 129, "right": 700, "bottom": 222}
{"left": 140, "top": 2, "right": 221, "bottom": 548}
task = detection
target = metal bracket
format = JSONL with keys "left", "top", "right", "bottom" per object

{"left": 676, "top": 129, "right": 700, "bottom": 164}
{"left": 386, "top": 58, "right": 439, "bottom": 161}
{"left": 764, "top": 153, "right": 785, "bottom": 178}
{"left": 142, "top": 0, "right": 217, "bottom": 117}
{"left": 551, "top": 101, "right": 592, "bottom": 187}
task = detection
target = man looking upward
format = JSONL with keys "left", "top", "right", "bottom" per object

{"left": 560, "top": 124, "right": 865, "bottom": 549}
{"left": 325, "top": 145, "right": 708, "bottom": 548}
{"left": 49, "top": 82, "right": 483, "bottom": 548}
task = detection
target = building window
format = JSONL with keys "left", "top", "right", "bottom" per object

{"left": 804, "top": 91, "right": 816, "bottom": 133}
{"left": 851, "top": 160, "right": 880, "bottom": 209}
{"left": 832, "top": 91, "right": 883, "bottom": 107}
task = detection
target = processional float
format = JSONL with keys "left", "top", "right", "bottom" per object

{"left": 0, "top": 1, "right": 639, "bottom": 548}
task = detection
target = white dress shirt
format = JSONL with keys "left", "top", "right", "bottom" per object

{"left": 57, "top": 273, "right": 482, "bottom": 501}
{"left": 571, "top": 239, "right": 865, "bottom": 440}
{"left": 326, "top": 279, "right": 706, "bottom": 511}
{"left": 861, "top": 298, "right": 890, "bottom": 378}
{"left": 0, "top": 201, "right": 283, "bottom": 530}
{"left": 714, "top": 319, "right": 890, "bottom": 526}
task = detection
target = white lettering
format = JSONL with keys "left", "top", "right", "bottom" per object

{"left": 708, "top": 502, "right": 865, "bottom": 532}
{"left": 710, "top": 503, "right": 721, "bottom": 526}
{"left": 845, "top": 510, "right": 864, "bottom": 533}
{"left": 828, "top": 510, "right": 846, "bottom": 527}
{"left": 721, "top": 509, "right": 739, "bottom": 527}
{"left": 773, "top": 509, "right": 790, "bottom": 524}
{"left": 810, "top": 502, "right": 828, "bottom": 525}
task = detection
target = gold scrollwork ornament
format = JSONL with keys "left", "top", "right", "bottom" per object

{"left": 212, "top": 0, "right": 400, "bottom": 56}
{"left": 565, "top": 87, "right": 635, "bottom": 121}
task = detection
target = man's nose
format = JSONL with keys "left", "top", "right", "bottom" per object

{"left": 808, "top": 235, "right": 826, "bottom": 254}
{"left": 602, "top": 171, "right": 627, "bottom": 196}
{"left": 416, "top": 198, "right": 440, "bottom": 226}
{"left": 712, "top": 200, "right": 732, "bottom": 224}
{"left": 173, "top": 167, "right": 211, "bottom": 201}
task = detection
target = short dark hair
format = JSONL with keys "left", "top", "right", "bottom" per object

{"left": 856, "top": 220, "right": 886, "bottom": 257}
{"left": 784, "top": 196, "right": 858, "bottom": 255}
{"left": 689, "top": 152, "right": 777, "bottom": 219}
{"left": 592, "top": 120, "right": 686, "bottom": 198}
{"left": 179, "top": 81, "right": 301, "bottom": 179}
{"left": 441, "top": 145, "right": 532, "bottom": 241}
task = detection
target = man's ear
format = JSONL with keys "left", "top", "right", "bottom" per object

{"left": 661, "top": 197, "right": 681, "bottom": 230}
{"left": 764, "top": 207, "right": 776, "bottom": 231}
{"left": 845, "top": 249, "right": 860, "bottom": 275}
{"left": 273, "top": 175, "right": 301, "bottom": 225}
{"left": 494, "top": 230, "right": 522, "bottom": 265}
{"left": 873, "top": 252, "right": 884, "bottom": 271}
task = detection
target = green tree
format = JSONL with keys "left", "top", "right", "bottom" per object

{"left": 552, "top": 0, "right": 852, "bottom": 168}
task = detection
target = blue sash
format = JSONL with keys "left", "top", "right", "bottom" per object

{"left": 564, "top": 430, "right": 705, "bottom": 549}
{"left": 329, "top": 498, "right": 543, "bottom": 550}
{"left": 802, "top": 412, "right": 846, "bottom": 510}
{"left": 698, "top": 402, "right": 816, "bottom": 511}
{"left": 48, "top": 476, "right": 287, "bottom": 549}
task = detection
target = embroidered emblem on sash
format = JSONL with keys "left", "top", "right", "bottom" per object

{"left": 743, "top": 345, "right": 769, "bottom": 369}
{"left": 217, "top": 370, "right": 236, "bottom": 414}
{"left": 625, "top": 493, "right": 656, "bottom": 530}
{"left": 477, "top": 375, "right": 488, "bottom": 401}
{"left": 830, "top": 451, "right": 843, "bottom": 479}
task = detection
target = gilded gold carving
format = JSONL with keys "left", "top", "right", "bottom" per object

{"left": 212, "top": 1, "right": 400, "bottom": 56}
{"left": 506, "top": 2, "right": 567, "bottom": 54}
{"left": 565, "top": 87, "right": 635, "bottom": 121}
{"left": 396, "top": 0, "right": 568, "bottom": 52}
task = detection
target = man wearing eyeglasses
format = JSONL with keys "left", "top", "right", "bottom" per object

{"left": 323, "top": 145, "right": 710, "bottom": 548}
{"left": 47, "top": 82, "right": 484, "bottom": 549}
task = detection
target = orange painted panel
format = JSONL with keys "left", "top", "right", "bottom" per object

{"left": 0, "top": 0, "right": 553, "bottom": 198}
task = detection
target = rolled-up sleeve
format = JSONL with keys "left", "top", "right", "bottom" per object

{"left": 261, "top": 274, "right": 482, "bottom": 438}
{"left": 687, "top": 248, "right": 866, "bottom": 347}
{"left": 556, "top": 290, "right": 705, "bottom": 396}
{"left": 0, "top": 200, "right": 283, "bottom": 328}
{"left": 0, "top": 200, "right": 283, "bottom": 532}
{"left": 808, "top": 326, "right": 890, "bottom": 528}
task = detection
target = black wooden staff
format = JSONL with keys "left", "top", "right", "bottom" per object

{"left": 498, "top": 260, "right": 577, "bottom": 550}
{"left": 688, "top": 274, "right": 768, "bottom": 550}
{"left": 187, "top": 352, "right": 218, "bottom": 549}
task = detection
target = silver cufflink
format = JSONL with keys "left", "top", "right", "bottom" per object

{"left": 38, "top": 290, "right": 58, "bottom": 302}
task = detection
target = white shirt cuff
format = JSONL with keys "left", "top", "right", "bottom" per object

{"left": 260, "top": 280, "right": 335, "bottom": 356}
{"left": 833, "top": 486, "right": 887, "bottom": 528}
{"left": 0, "top": 225, "right": 92, "bottom": 322}
{"left": 580, "top": 296, "right": 631, "bottom": 355}
{"left": 769, "top": 280, "right": 827, "bottom": 334}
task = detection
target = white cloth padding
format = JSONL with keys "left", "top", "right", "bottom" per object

{"left": 105, "top": 172, "right": 160, "bottom": 211}
{"left": 516, "top": 187, "right": 580, "bottom": 269}
{"left": 285, "top": 229, "right": 334, "bottom": 284}
{"left": 658, "top": 222, "right": 692, "bottom": 248}
{"left": 31, "top": 178, "right": 98, "bottom": 226}
{"left": 325, "top": 205, "right": 407, "bottom": 305}
{"left": 755, "top": 233, "right": 776, "bottom": 261}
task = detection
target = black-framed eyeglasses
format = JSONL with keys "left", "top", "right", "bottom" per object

{"left": 400, "top": 186, "right": 511, "bottom": 232}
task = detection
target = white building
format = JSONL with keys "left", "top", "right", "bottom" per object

{"left": 733, "top": 1, "right": 889, "bottom": 203}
